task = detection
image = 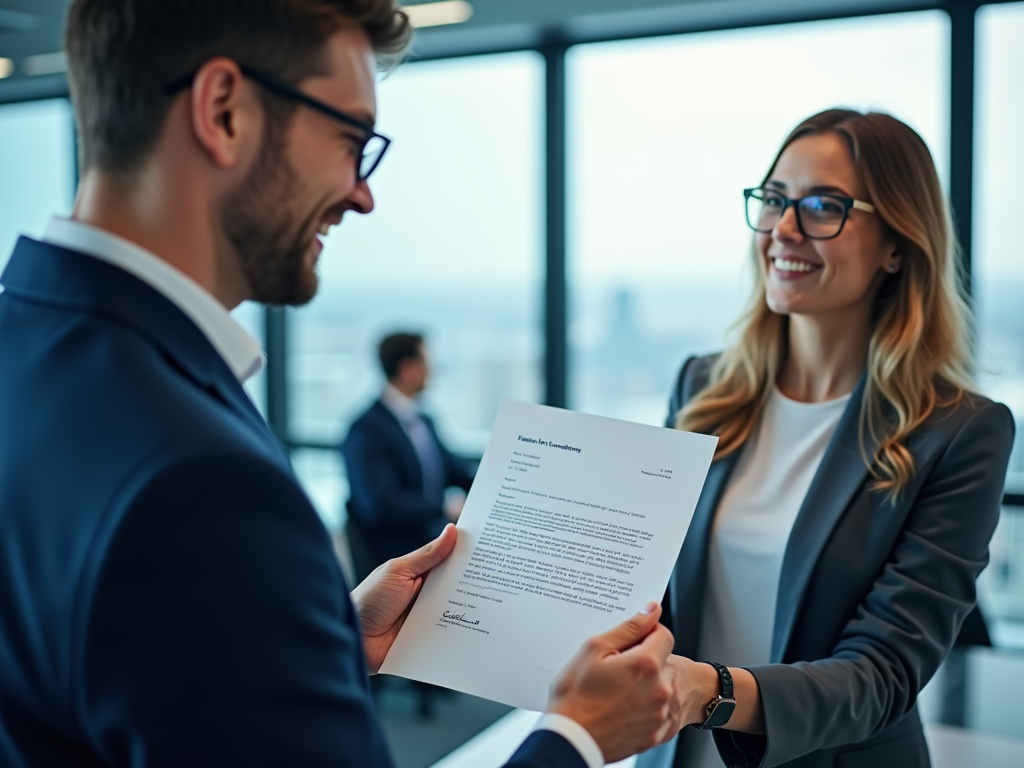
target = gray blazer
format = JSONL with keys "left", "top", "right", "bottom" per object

{"left": 640, "top": 354, "right": 1015, "bottom": 768}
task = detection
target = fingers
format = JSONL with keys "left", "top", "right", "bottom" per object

{"left": 546, "top": 605, "right": 680, "bottom": 763}
{"left": 589, "top": 601, "right": 662, "bottom": 654}
{"left": 393, "top": 523, "right": 457, "bottom": 577}
{"left": 621, "top": 621, "right": 675, "bottom": 665}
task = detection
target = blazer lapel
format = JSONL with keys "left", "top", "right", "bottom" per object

{"left": 771, "top": 374, "right": 877, "bottom": 661}
{"left": 671, "top": 452, "right": 740, "bottom": 656}
{"left": 209, "top": 372, "right": 289, "bottom": 464}
{"left": 375, "top": 402, "right": 425, "bottom": 486}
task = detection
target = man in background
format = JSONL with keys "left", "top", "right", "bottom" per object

{"left": 0, "top": 1, "right": 690, "bottom": 766}
{"left": 343, "top": 332, "right": 474, "bottom": 570}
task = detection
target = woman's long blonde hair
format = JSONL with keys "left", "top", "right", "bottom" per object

{"left": 675, "top": 109, "right": 976, "bottom": 500}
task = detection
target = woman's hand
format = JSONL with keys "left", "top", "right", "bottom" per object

{"left": 665, "top": 655, "right": 721, "bottom": 727}
{"left": 665, "top": 655, "right": 766, "bottom": 734}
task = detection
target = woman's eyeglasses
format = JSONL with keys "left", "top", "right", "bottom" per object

{"left": 743, "top": 187, "right": 876, "bottom": 240}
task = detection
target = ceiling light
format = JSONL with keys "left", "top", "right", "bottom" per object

{"left": 0, "top": 58, "right": 13, "bottom": 79}
{"left": 23, "top": 51, "right": 66, "bottom": 76}
{"left": 406, "top": 1, "right": 473, "bottom": 29}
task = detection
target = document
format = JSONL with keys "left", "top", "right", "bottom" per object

{"left": 380, "top": 400, "right": 718, "bottom": 711}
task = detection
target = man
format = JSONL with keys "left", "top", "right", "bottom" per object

{"left": 343, "top": 332, "right": 473, "bottom": 568}
{"left": 0, "top": 1, "right": 692, "bottom": 766}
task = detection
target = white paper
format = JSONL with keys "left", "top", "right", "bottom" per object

{"left": 380, "top": 400, "right": 718, "bottom": 711}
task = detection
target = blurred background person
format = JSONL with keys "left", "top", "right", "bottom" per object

{"left": 342, "top": 332, "right": 475, "bottom": 580}
{"left": 645, "top": 109, "right": 1015, "bottom": 768}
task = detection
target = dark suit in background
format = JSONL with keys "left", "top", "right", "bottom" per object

{"left": 0, "top": 237, "right": 582, "bottom": 768}
{"left": 342, "top": 397, "right": 474, "bottom": 566}
{"left": 641, "top": 354, "right": 1014, "bottom": 768}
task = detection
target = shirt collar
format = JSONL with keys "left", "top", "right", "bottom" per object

{"left": 42, "top": 216, "right": 264, "bottom": 382}
{"left": 380, "top": 382, "right": 421, "bottom": 424}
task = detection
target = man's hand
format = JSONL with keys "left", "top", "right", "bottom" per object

{"left": 350, "top": 524, "right": 457, "bottom": 673}
{"left": 547, "top": 603, "right": 684, "bottom": 763}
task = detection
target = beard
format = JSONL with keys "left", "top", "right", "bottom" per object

{"left": 220, "top": 121, "right": 320, "bottom": 306}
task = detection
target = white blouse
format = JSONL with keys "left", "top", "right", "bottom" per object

{"left": 692, "top": 387, "right": 850, "bottom": 768}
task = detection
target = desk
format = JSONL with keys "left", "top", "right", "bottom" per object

{"left": 431, "top": 710, "right": 1024, "bottom": 768}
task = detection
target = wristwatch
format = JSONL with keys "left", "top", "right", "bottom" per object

{"left": 692, "top": 661, "right": 737, "bottom": 730}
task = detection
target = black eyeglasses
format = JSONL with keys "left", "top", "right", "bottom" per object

{"left": 164, "top": 65, "right": 391, "bottom": 182}
{"left": 743, "top": 186, "right": 877, "bottom": 240}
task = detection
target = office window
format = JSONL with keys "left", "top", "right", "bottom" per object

{"left": 975, "top": 2, "right": 1024, "bottom": 487}
{"left": 288, "top": 52, "right": 544, "bottom": 524}
{"left": 0, "top": 99, "right": 75, "bottom": 275}
{"left": 567, "top": 11, "right": 949, "bottom": 425}
{"left": 974, "top": 1, "right": 1024, "bottom": 653}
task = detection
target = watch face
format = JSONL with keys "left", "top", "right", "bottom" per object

{"left": 706, "top": 698, "right": 737, "bottom": 728}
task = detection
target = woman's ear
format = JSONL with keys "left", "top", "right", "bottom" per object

{"left": 882, "top": 235, "right": 904, "bottom": 274}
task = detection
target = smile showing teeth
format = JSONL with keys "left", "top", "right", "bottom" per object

{"left": 772, "top": 258, "right": 819, "bottom": 273}
{"left": 317, "top": 223, "right": 331, "bottom": 236}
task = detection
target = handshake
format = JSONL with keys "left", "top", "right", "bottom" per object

{"left": 352, "top": 524, "right": 734, "bottom": 764}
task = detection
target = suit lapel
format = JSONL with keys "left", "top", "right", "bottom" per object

{"left": 671, "top": 452, "right": 739, "bottom": 656}
{"left": 209, "top": 373, "right": 289, "bottom": 463}
{"left": 771, "top": 374, "right": 877, "bottom": 661}
{"left": 375, "top": 402, "right": 425, "bottom": 486}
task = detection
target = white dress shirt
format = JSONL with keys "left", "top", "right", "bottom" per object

{"left": 41, "top": 216, "right": 263, "bottom": 382}
{"left": 692, "top": 387, "right": 850, "bottom": 768}
{"left": 41, "top": 218, "right": 603, "bottom": 767}
{"left": 380, "top": 381, "right": 420, "bottom": 424}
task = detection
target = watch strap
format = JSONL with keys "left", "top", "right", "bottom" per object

{"left": 703, "top": 660, "right": 733, "bottom": 698}
{"left": 693, "top": 661, "right": 737, "bottom": 730}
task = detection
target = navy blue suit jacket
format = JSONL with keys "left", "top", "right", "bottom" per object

{"left": 0, "top": 237, "right": 583, "bottom": 768}
{"left": 342, "top": 400, "right": 475, "bottom": 564}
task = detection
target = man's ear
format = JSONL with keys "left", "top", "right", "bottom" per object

{"left": 189, "top": 58, "right": 260, "bottom": 169}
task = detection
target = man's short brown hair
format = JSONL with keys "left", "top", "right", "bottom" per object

{"left": 379, "top": 332, "right": 424, "bottom": 381}
{"left": 64, "top": 0, "right": 411, "bottom": 178}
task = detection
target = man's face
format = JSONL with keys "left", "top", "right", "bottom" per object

{"left": 410, "top": 343, "right": 430, "bottom": 393}
{"left": 221, "top": 27, "right": 378, "bottom": 305}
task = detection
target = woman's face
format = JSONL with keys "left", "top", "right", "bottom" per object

{"left": 757, "top": 132, "right": 899, "bottom": 320}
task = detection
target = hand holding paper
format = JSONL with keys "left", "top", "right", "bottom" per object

{"left": 548, "top": 601, "right": 683, "bottom": 762}
{"left": 351, "top": 524, "right": 458, "bottom": 674}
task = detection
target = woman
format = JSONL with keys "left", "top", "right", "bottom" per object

{"left": 647, "top": 109, "right": 1016, "bottom": 768}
